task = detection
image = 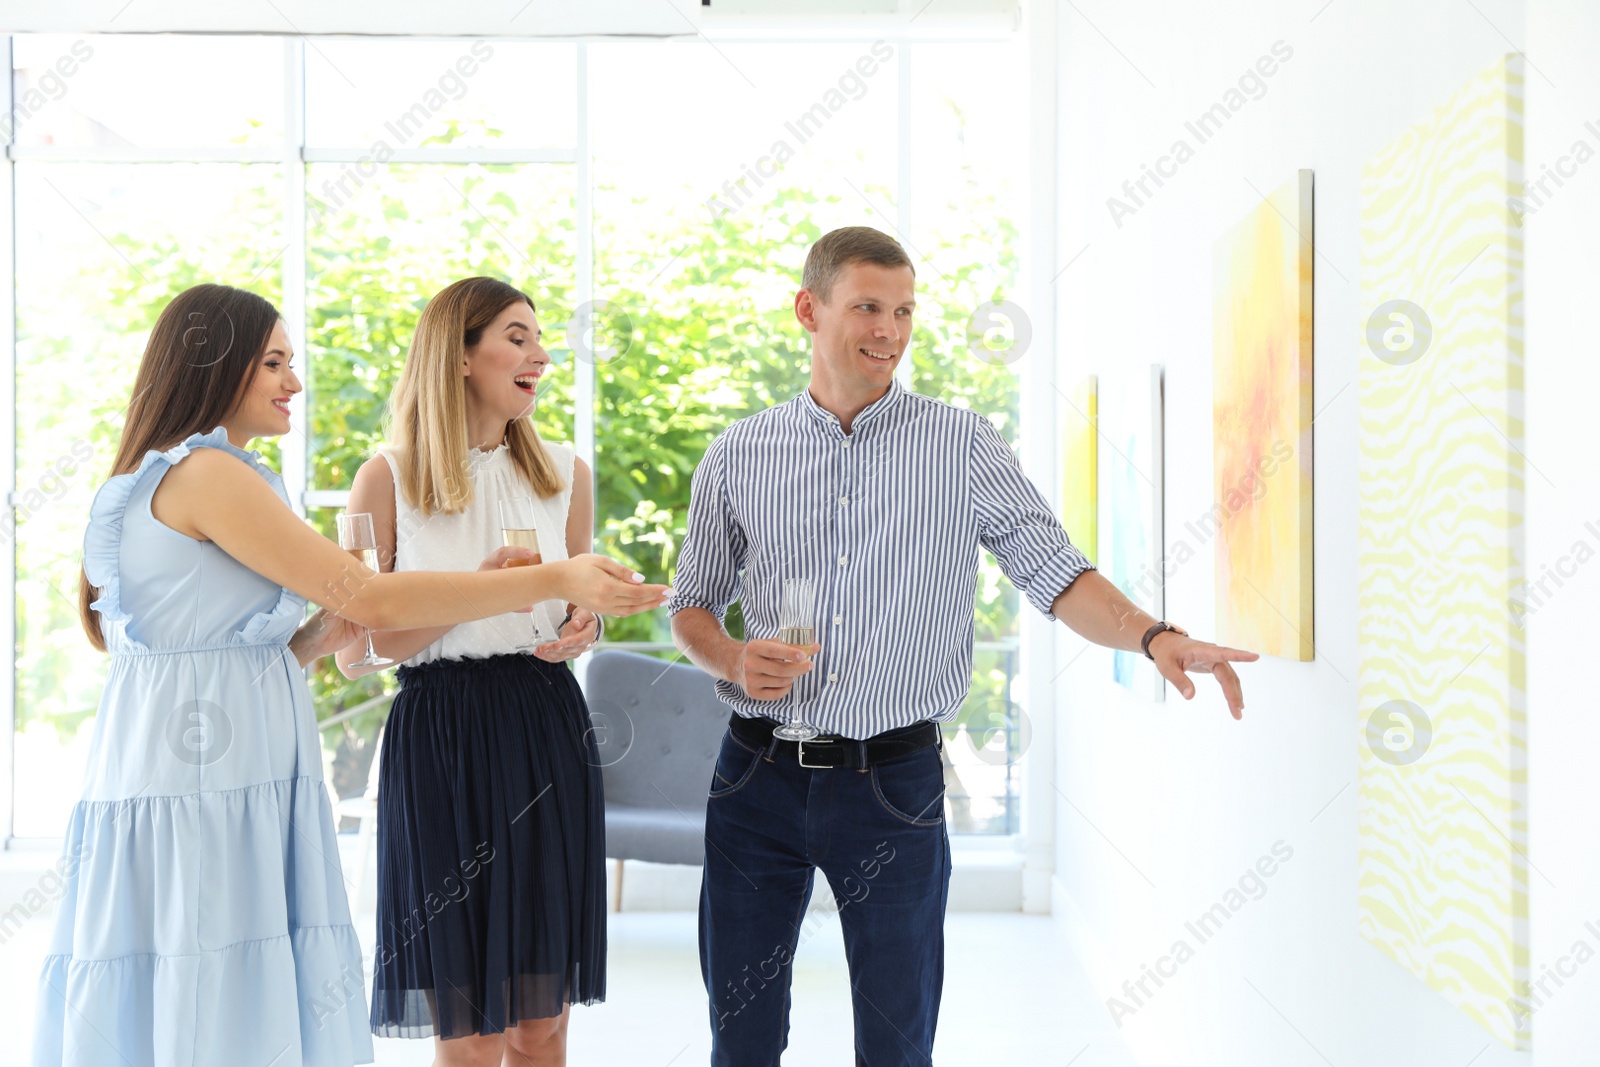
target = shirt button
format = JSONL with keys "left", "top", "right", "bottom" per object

{"left": 838, "top": 496, "right": 848, "bottom": 506}
{"left": 828, "top": 672, "right": 838, "bottom": 682}
{"left": 842, "top": 440, "right": 851, "bottom": 449}
{"left": 833, "top": 615, "right": 843, "bottom": 625}
{"left": 837, "top": 555, "right": 847, "bottom": 566}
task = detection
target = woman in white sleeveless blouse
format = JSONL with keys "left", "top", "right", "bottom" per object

{"left": 338, "top": 277, "right": 613, "bottom": 1067}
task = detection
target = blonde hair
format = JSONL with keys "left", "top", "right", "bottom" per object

{"left": 386, "top": 276, "right": 564, "bottom": 515}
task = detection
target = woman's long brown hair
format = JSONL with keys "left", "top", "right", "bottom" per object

{"left": 78, "top": 284, "right": 283, "bottom": 650}
{"left": 386, "top": 276, "right": 563, "bottom": 516}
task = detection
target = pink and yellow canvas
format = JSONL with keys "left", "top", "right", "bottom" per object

{"left": 1211, "top": 170, "right": 1314, "bottom": 661}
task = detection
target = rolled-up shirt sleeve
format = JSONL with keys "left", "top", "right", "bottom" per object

{"left": 666, "top": 430, "right": 746, "bottom": 623}
{"left": 970, "top": 413, "right": 1096, "bottom": 620}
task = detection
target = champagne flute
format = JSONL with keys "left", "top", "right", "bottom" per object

{"left": 336, "top": 511, "right": 395, "bottom": 668}
{"left": 772, "top": 576, "right": 820, "bottom": 742}
{"left": 498, "top": 496, "right": 545, "bottom": 645}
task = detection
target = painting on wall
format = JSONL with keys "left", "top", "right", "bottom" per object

{"left": 1358, "top": 54, "right": 1528, "bottom": 1050}
{"left": 1212, "top": 169, "right": 1314, "bottom": 661}
{"left": 1098, "top": 364, "right": 1164, "bottom": 701}
{"left": 1062, "top": 375, "right": 1098, "bottom": 566}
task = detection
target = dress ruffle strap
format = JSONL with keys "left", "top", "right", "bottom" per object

{"left": 81, "top": 426, "right": 305, "bottom": 653}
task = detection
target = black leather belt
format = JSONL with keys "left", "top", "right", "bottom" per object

{"left": 729, "top": 714, "right": 941, "bottom": 770}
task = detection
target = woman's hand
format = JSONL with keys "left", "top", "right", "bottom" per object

{"left": 290, "top": 607, "right": 368, "bottom": 667}
{"left": 532, "top": 607, "right": 600, "bottom": 663}
{"left": 553, "top": 554, "right": 671, "bottom": 616}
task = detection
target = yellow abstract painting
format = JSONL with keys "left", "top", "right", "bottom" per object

{"left": 1358, "top": 55, "right": 1527, "bottom": 1049}
{"left": 1212, "top": 170, "right": 1314, "bottom": 660}
{"left": 1061, "top": 375, "right": 1097, "bottom": 566}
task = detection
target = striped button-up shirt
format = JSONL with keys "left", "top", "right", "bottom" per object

{"left": 666, "top": 379, "right": 1095, "bottom": 739}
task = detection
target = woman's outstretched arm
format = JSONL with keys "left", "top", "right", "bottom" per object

{"left": 149, "top": 447, "right": 670, "bottom": 632}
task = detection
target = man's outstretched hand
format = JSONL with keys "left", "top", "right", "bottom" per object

{"left": 1146, "top": 631, "right": 1260, "bottom": 720}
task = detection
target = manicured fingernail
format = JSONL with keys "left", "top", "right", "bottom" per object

{"left": 631, "top": 572, "right": 645, "bottom": 582}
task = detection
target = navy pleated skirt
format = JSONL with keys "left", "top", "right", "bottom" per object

{"left": 369, "top": 654, "right": 606, "bottom": 1040}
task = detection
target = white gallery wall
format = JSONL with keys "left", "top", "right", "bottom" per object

{"left": 1048, "top": 0, "right": 1599, "bottom": 1062}
{"left": 1522, "top": 0, "right": 1600, "bottom": 1061}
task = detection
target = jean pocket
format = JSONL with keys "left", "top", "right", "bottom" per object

{"left": 870, "top": 749, "right": 945, "bottom": 826}
{"left": 708, "top": 732, "right": 764, "bottom": 799}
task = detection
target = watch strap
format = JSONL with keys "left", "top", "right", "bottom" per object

{"left": 1141, "top": 621, "right": 1187, "bottom": 660}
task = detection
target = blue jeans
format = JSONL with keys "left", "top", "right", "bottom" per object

{"left": 698, "top": 724, "right": 953, "bottom": 1067}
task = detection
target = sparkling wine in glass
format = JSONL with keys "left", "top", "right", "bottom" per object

{"left": 498, "top": 496, "right": 545, "bottom": 644}
{"left": 337, "top": 511, "right": 395, "bottom": 668}
{"left": 772, "top": 577, "right": 820, "bottom": 742}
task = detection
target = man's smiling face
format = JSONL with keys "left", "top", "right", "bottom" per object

{"left": 799, "top": 260, "right": 916, "bottom": 401}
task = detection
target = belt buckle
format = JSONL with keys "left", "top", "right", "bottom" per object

{"left": 797, "top": 736, "right": 837, "bottom": 769}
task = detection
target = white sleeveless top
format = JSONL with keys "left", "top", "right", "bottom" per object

{"left": 378, "top": 441, "right": 576, "bottom": 664}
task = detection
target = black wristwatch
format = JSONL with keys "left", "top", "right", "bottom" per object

{"left": 1141, "top": 621, "right": 1187, "bottom": 660}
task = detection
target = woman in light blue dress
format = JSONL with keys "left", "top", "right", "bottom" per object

{"left": 31, "top": 283, "right": 670, "bottom": 1067}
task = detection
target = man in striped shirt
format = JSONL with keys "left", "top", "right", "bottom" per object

{"left": 669, "top": 225, "right": 1257, "bottom": 1066}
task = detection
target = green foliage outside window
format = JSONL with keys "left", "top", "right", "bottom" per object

{"left": 18, "top": 161, "right": 1025, "bottom": 825}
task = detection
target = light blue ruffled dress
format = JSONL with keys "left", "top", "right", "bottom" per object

{"left": 32, "top": 428, "right": 374, "bottom": 1067}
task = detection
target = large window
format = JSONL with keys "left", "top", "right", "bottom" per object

{"left": 5, "top": 31, "right": 1032, "bottom": 840}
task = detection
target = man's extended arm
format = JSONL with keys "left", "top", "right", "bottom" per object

{"left": 967, "top": 414, "right": 1258, "bottom": 719}
{"left": 1049, "top": 570, "right": 1161, "bottom": 653}
{"left": 1051, "top": 570, "right": 1258, "bottom": 719}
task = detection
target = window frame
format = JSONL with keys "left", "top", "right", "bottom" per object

{"left": 1, "top": 30, "right": 1039, "bottom": 850}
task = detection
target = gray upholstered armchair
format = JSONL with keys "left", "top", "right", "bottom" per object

{"left": 581, "top": 649, "right": 733, "bottom": 909}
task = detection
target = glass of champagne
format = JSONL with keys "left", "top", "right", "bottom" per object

{"left": 772, "top": 576, "right": 820, "bottom": 742}
{"left": 336, "top": 511, "right": 395, "bottom": 668}
{"left": 498, "top": 496, "right": 544, "bottom": 645}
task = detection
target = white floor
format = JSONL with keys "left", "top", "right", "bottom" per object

{"left": 521, "top": 911, "right": 1133, "bottom": 1067}
{"left": 1, "top": 887, "right": 1133, "bottom": 1066}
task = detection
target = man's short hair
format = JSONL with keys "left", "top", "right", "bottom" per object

{"left": 802, "top": 226, "right": 915, "bottom": 305}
